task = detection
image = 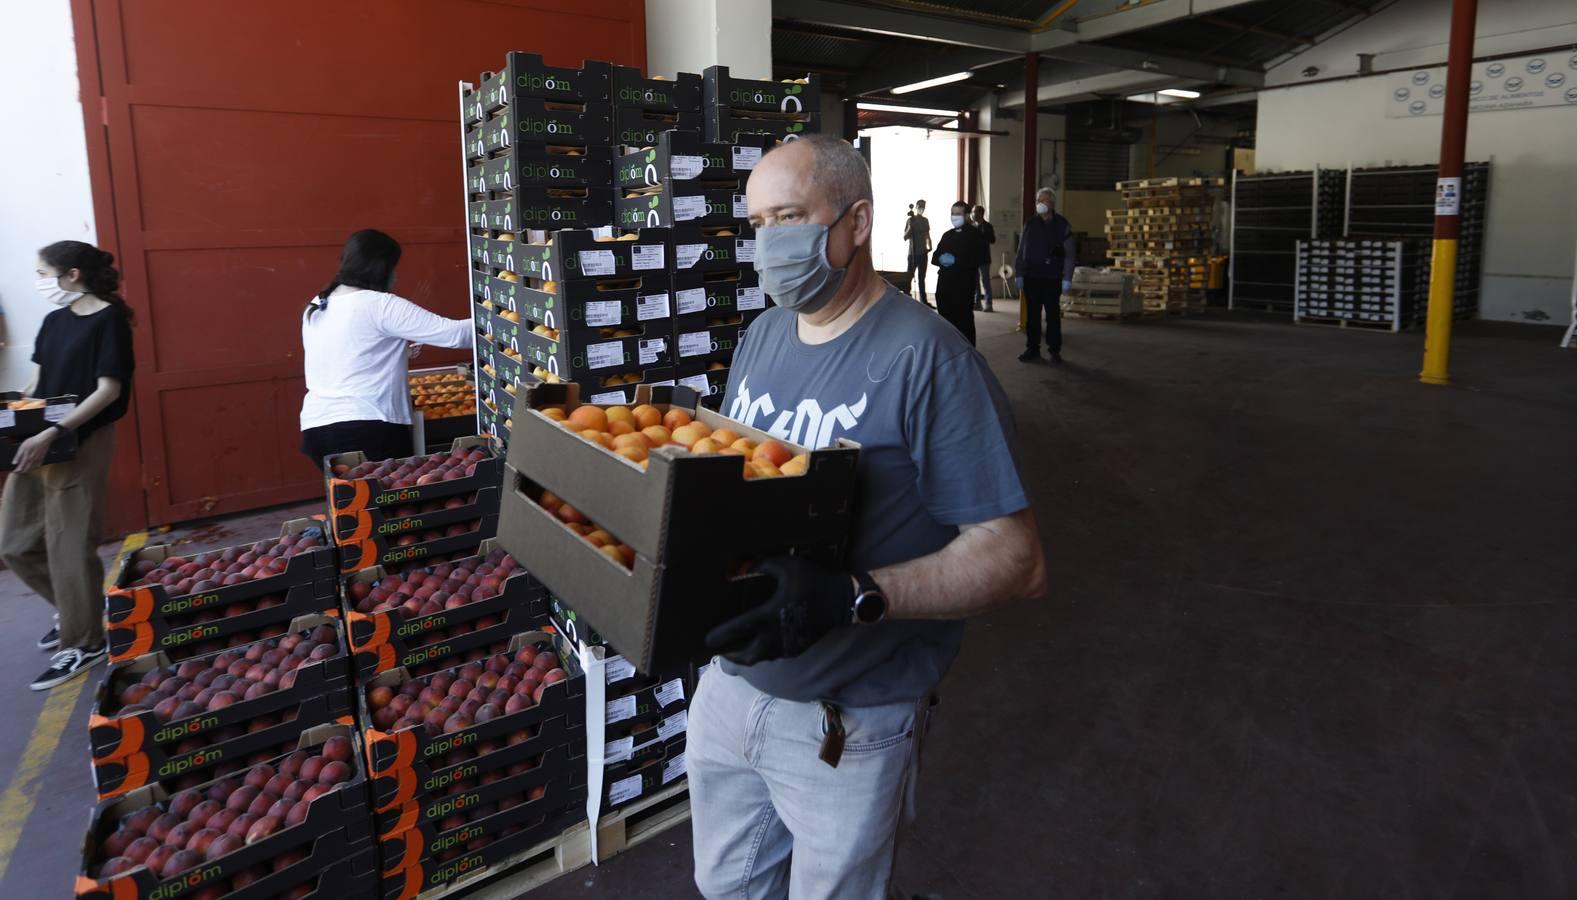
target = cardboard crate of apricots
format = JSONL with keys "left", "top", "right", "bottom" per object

{"left": 497, "top": 383, "right": 859, "bottom": 672}
{"left": 408, "top": 368, "right": 475, "bottom": 421}
{"left": 0, "top": 391, "right": 80, "bottom": 470}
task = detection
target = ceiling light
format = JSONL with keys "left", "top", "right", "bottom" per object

{"left": 892, "top": 71, "right": 971, "bottom": 94}
{"left": 856, "top": 101, "right": 958, "bottom": 116}
{"left": 1159, "top": 88, "right": 1201, "bottom": 99}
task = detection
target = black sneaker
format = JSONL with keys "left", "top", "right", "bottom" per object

{"left": 37, "top": 626, "right": 60, "bottom": 651}
{"left": 30, "top": 644, "right": 106, "bottom": 691}
{"left": 1050, "top": 352, "right": 1063, "bottom": 364}
{"left": 1018, "top": 350, "right": 1039, "bottom": 362}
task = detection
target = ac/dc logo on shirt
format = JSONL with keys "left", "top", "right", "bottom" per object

{"left": 727, "top": 376, "right": 869, "bottom": 449}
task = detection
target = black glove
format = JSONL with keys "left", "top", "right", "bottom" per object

{"left": 705, "top": 556, "right": 854, "bottom": 665}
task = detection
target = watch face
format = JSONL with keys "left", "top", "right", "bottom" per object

{"left": 855, "top": 592, "right": 886, "bottom": 624}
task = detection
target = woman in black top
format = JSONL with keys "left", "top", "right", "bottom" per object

{"left": 0, "top": 241, "right": 136, "bottom": 690}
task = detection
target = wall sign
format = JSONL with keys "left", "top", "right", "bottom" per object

{"left": 1386, "top": 51, "right": 1577, "bottom": 117}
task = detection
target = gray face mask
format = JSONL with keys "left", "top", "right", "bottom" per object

{"left": 753, "top": 205, "right": 853, "bottom": 315}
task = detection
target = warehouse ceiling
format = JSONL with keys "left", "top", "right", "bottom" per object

{"left": 771, "top": 0, "right": 1392, "bottom": 127}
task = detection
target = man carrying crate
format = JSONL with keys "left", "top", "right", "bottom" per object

{"left": 690, "top": 134, "right": 1047, "bottom": 900}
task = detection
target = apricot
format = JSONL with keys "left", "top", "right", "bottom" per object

{"left": 598, "top": 544, "right": 627, "bottom": 566}
{"left": 541, "top": 408, "right": 567, "bottom": 422}
{"left": 718, "top": 448, "right": 745, "bottom": 456}
{"left": 615, "top": 445, "right": 648, "bottom": 464}
{"left": 607, "top": 420, "right": 635, "bottom": 437}
{"left": 780, "top": 454, "right": 809, "bottom": 476}
{"left": 662, "top": 409, "right": 692, "bottom": 432}
{"left": 593, "top": 432, "right": 616, "bottom": 450}
{"left": 584, "top": 529, "right": 614, "bottom": 548}
{"left": 555, "top": 503, "right": 589, "bottom": 526}
{"left": 710, "top": 428, "right": 740, "bottom": 446}
{"left": 751, "top": 459, "right": 782, "bottom": 478}
{"left": 604, "top": 406, "right": 634, "bottom": 427}
{"left": 755, "top": 440, "right": 793, "bottom": 468}
{"left": 670, "top": 422, "right": 710, "bottom": 448}
{"left": 631, "top": 405, "right": 662, "bottom": 429}
{"left": 641, "top": 425, "right": 672, "bottom": 446}
{"left": 567, "top": 405, "right": 608, "bottom": 432}
{"left": 730, "top": 438, "right": 757, "bottom": 460}
{"left": 690, "top": 438, "right": 723, "bottom": 454}
{"left": 612, "top": 433, "right": 650, "bottom": 453}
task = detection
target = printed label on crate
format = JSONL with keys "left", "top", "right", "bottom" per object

{"left": 672, "top": 196, "right": 707, "bottom": 221}
{"left": 675, "top": 244, "right": 706, "bottom": 270}
{"left": 662, "top": 752, "right": 687, "bottom": 785}
{"left": 732, "top": 194, "right": 748, "bottom": 219}
{"left": 656, "top": 678, "right": 686, "bottom": 708}
{"left": 676, "top": 287, "right": 707, "bottom": 315}
{"left": 587, "top": 341, "right": 624, "bottom": 370}
{"left": 678, "top": 331, "right": 711, "bottom": 358}
{"left": 0, "top": 411, "right": 13, "bottom": 429}
{"left": 670, "top": 154, "right": 704, "bottom": 180}
{"left": 590, "top": 389, "right": 628, "bottom": 404}
{"left": 651, "top": 378, "right": 676, "bottom": 388}
{"left": 679, "top": 374, "right": 711, "bottom": 393}
{"left": 578, "top": 250, "right": 617, "bottom": 277}
{"left": 585, "top": 300, "right": 622, "bottom": 327}
{"left": 607, "top": 694, "right": 638, "bottom": 724}
{"left": 637, "top": 292, "right": 671, "bottom": 321}
{"left": 605, "top": 655, "right": 637, "bottom": 684}
{"left": 735, "top": 239, "right": 755, "bottom": 263}
{"left": 658, "top": 709, "right": 688, "bottom": 742}
{"left": 609, "top": 773, "right": 644, "bottom": 805}
{"left": 638, "top": 338, "right": 667, "bottom": 364}
{"left": 737, "top": 286, "right": 765, "bottom": 311}
{"left": 732, "top": 145, "right": 762, "bottom": 170}
{"left": 606, "top": 735, "right": 635, "bottom": 764}
{"left": 44, "top": 403, "right": 76, "bottom": 423}
{"left": 631, "top": 244, "right": 665, "bottom": 271}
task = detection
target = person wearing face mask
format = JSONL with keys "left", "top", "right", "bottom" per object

{"left": 1, "top": 241, "right": 135, "bottom": 690}
{"left": 929, "top": 201, "right": 992, "bottom": 346}
{"left": 690, "top": 135, "right": 1047, "bottom": 900}
{"left": 900, "top": 198, "right": 932, "bottom": 306}
{"left": 1015, "top": 187, "right": 1077, "bottom": 363}
{"left": 300, "top": 229, "right": 473, "bottom": 466}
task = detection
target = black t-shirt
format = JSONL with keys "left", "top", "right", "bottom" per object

{"left": 931, "top": 225, "right": 991, "bottom": 296}
{"left": 32, "top": 302, "right": 135, "bottom": 438}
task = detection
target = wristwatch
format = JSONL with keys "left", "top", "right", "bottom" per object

{"left": 47, "top": 424, "right": 71, "bottom": 438}
{"left": 850, "top": 571, "right": 887, "bottom": 625}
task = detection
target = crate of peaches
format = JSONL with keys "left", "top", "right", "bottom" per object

{"left": 107, "top": 520, "right": 339, "bottom": 663}
{"left": 497, "top": 383, "right": 859, "bottom": 672}
{"left": 341, "top": 542, "right": 548, "bottom": 677}
{"left": 76, "top": 723, "right": 374, "bottom": 900}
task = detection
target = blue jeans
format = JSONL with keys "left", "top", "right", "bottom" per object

{"left": 688, "top": 663, "right": 926, "bottom": 900}
{"left": 975, "top": 262, "right": 992, "bottom": 307}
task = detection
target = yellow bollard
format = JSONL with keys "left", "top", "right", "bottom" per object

{"left": 1419, "top": 239, "right": 1457, "bottom": 385}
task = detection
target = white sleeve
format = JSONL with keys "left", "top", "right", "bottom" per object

{"left": 373, "top": 293, "right": 475, "bottom": 348}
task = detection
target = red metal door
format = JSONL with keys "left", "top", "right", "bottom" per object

{"left": 72, "top": 0, "right": 645, "bottom": 527}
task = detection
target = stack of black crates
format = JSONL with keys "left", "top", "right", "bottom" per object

{"left": 1294, "top": 239, "right": 1429, "bottom": 330}
{"left": 1229, "top": 168, "right": 1343, "bottom": 314}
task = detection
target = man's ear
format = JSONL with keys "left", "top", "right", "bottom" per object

{"left": 849, "top": 199, "right": 875, "bottom": 246}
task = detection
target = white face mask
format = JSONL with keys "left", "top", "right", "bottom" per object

{"left": 1035, "top": 202, "right": 1050, "bottom": 216}
{"left": 36, "top": 276, "right": 82, "bottom": 307}
{"left": 950, "top": 215, "right": 966, "bottom": 228}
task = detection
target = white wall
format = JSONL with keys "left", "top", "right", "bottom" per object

{"left": 645, "top": 0, "right": 771, "bottom": 80}
{"left": 0, "top": 2, "right": 97, "bottom": 390}
{"left": 1256, "top": 0, "right": 1577, "bottom": 323}
{"left": 979, "top": 104, "right": 1067, "bottom": 247}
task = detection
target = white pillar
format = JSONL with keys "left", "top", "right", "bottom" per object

{"left": 645, "top": 0, "right": 772, "bottom": 79}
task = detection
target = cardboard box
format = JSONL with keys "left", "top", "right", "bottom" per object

{"left": 472, "top": 53, "right": 612, "bottom": 118}
{"left": 516, "top": 320, "right": 671, "bottom": 385}
{"left": 106, "top": 580, "right": 338, "bottom": 665}
{"left": 372, "top": 742, "right": 582, "bottom": 847}
{"left": 0, "top": 391, "right": 80, "bottom": 471}
{"left": 671, "top": 311, "right": 762, "bottom": 365}
{"left": 326, "top": 437, "right": 502, "bottom": 519}
{"left": 671, "top": 267, "right": 767, "bottom": 319}
{"left": 674, "top": 360, "right": 730, "bottom": 403}
{"left": 603, "top": 736, "right": 687, "bottom": 812}
{"left": 333, "top": 515, "right": 499, "bottom": 576}
{"left": 76, "top": 723, "right": 373, "bottom": 900}
{"left": 702, "top": 66, "right": 820, "bottom": 115}
{"left": 610, "top": 65, "right": 701, "bottom": 112}
{"left": 498, "top": 384, "right": 859, "bottom": 671}
{"left": 90, "top": 615, "right": 354, "bottom": 799}
{"left": 378, "top": 799, "right": 582, "bottom": 900}
{"left": 704, "top": 109, "right": 820, "bottom": 143}
{"left": 507, "top": 228, "right": 670, "bottom": 282}
{"left": 467, "top": 191, "right": 614, "bottom": 233}
{"left": 611, "top": 106, "right": 702, "bottom": 148}
{"left": 331, "top": 486, "right": 500, "bottom": 543}
{"left": 669, "top": 222, "right": 757, "bottom": 274}
{"left": 500, "top": 273, "right": 675, "bottom": 336}
{"left": 467, "top": 144, "right": 614, "bottom": 193}
{"left": 615, "top": 131, "right": 772, "bottom": 191}
{"left": 468, "top": 99, "right": 613, "bottom": 157}
{"left": 614, "top": 184, "right": 748, "bottom": 230}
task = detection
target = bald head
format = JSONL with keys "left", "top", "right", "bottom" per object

{"left": 748, "top": 135, "right": 872, "bottom": 225}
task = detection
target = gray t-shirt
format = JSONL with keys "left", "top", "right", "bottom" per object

{"left": 904, "top": 214, "right": 930, "bottom": 254}
{"left": 720, "top": 286, "right": 1028, "bottom": 706}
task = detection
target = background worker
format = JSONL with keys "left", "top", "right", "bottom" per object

{"left": 1015, "top": 188, "right": 1076, "bottom": 363}
{"left": 300, "top": 229, "right": 473, "bottom": 466}
{"left": 2, "top": 241, "right": 136, "bottom": 690}
{"left": 694, "top": 134, "right": 1046, "bottom": 899}
{"left": 932, "top": 201, "right": 992, "bottom": 346}
{"left": 971, "top": 205, "right": 996, "bottom": 312}
{"left": 901, "top": 199, "right": 932, "bottom": 306}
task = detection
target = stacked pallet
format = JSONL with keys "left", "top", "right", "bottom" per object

{"left": 1062, "top": 267, "right": 1140, "bottom": 320}
{"left": 1105, "top": 177, "right": 1221, "bottom": 314}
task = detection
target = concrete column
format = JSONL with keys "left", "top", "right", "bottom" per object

{"left": 645, "top": 0, "right": 771, "bottom": 79}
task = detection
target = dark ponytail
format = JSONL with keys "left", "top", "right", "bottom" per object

{"left": 308, "top": 229, "right": 402, "bottom": 320}
{"left": 38, "top": 240, "right": 135, "bottom": 326}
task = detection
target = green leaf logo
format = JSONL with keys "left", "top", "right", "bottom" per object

{"left": 542, "top": 248, "right": 552, "bottom": 261}
{"left": 644, "top": 150, "right": 657, "bottom": 163}
{"left": 786, "top": 85, "right": 803, "bottom": 95}
{"left": 648, "top": 196, "right": 660, "bottom": 209}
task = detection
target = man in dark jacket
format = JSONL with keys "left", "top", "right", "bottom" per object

{"left": 1015, "top": 188, "right": 1076, "bottom": 363}
{"left": 971, "top": 205, "right": 996, "bottom": 312}
{"left": 932, "top": 201, "right": 992, "bottom": 346}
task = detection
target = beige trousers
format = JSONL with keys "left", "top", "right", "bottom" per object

{"left": 0, "top": 426, "right": 116, "bottom": 649}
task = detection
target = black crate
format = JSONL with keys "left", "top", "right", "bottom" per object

{"left": 471, "top": 54, "right": 612, "bottom": 118}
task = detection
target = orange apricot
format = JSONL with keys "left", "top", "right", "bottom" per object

{"left": 662, "top": 408, "right": 693, "bottom": 432}
{"left": 607, "top": 420, "right": 636, "bottom": 436}
{"left": 780, "top": 454, "right": 809, "bottom": 476}
{"left": 729, "top": 438, "right": 757, "bottom": 460}
{"left": 605, "top": 406, "right": 635, "bottom": 426}
{"left": 751, "top": 459, "right": 782, "bottom": 478}
{"left": 709, "top": 428, "right": 740, "bottom": 446}
{"left": 556, "top": 502, "right": 589, "bottom": 526}
{"left": 568, "top": 405, "right": 608, "bottom": 432}
{"left": 690, "top": 437, "right": 723, "bottom": 454}
{"left": 584, "top": 529, "right": 614, "bottom": 548}
{"left": 631, "top": 404, "right": 662, "bottom": 429}
{"left": 598, "top": 544, "right": 626, "bottom": 566}
{"left": 755, "top": 440, "right": 793, "bottom": 468}
{"left": 612, "top": 433, "right": 650, "bottom": 452}
{"left": 670, "top": 422, "right": 710, "bottom": 448}
{"left": 541, "top": 407, "right": 567, "bottom": 422}
{"left": 615, "top": 445, "right": 648, "bottom": 464}
{"left": 641, "top": 425, "right": 673, "bottom": 446}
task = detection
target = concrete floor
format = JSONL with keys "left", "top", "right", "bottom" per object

{"left": 4, "top": 306, "right": 1573, "bottom": 897}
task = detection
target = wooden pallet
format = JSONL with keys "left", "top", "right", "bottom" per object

{"left": 1296, "top": 314, "right": 1409, "bottom": 332}
{"left": 1116, "top": 176, "right": 1226, "bottom": 190}
{"left": 1107, "top": 207, "right": 1211, "bottom": 219}
{"left": 422, "top": 782, "right": 692, "bottom": 900}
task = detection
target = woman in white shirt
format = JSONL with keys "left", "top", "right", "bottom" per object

{"left": 300, "top": 230, "right": 473, "bottom": 465}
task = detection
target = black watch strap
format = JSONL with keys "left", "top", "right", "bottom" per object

{"left": 851, "top": 570, "right": 886, "bottom": 624}
{"left": 48, "top": 423, "right": 71, "bottom": 437}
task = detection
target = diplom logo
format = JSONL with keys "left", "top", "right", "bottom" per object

{"left": 424, "top": 762, "right": 478, "bottom": 793}
{"left": 1546, "top": 72, "right": 1566, "bottom": 89}
{"left": 375, "top": 487, "right": 422, "bottom": 505}
{"left": 430, "top": 854, "right": 483, "bottom": 886}
{"left": 424, "top": 728, "right": 479, "bottom": 759}
{"left": 385, "top": 545, "right": 431, "bottom": 563}
{"left": 521, "top": 117, "right": 574, "bottom": 136}
{"left": 1526, "top": 58, "right": 1546, "bottom": 74}
{"left": 1486, "top": 62, "right": 1505, "bottom": 78}
{"left": 731, "top": 88, "right": 775, "bottom": 105}
{"left": 1393, "top": 87, "right": 1411, "bottom": 101}
{"left": 432, "top": 823, "right": 486, "bottom": 852}
{"left": 405, "top": 643, "right": 452, "bottom": 666}
{"left": 1411, "top": 71, "right": 1430, "bottom": 86}
{"left": 1428, "top": 84, "right": 1445, "bottom": 99}
{"left": 517, "top": 74, "right": 568, "bottom": 92}
{"left": 378, "top": 518, "right": 420, "bottom": 535}
{"left": 619, "top": 86, "right": 669, "bottom": 104}
{"left": 147, "top": 864, "right": 224, "bottom": 900}
{"left": 153, "top": 714, "right": 220, "bottom": 743}
{"left": 425, "top": 791, "right": 478, "bottom": 820}
{"left": 160, "top": 746, "right": 222, "bottom": 778}
{"left": 163, "top": 623, "right": 219, "bottom": 647}
{"left": 161, "top": 592, "right": 221, "bottom": 615}
{"left": 1504, "top": 76, "right": 1524, "bottom": 91}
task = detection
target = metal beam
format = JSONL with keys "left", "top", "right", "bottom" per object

{"left": 846, "top": 47, "right": 1025, "bottom": 96}
{"left": 1001, "top": 70, "right": 1189, "bottom": 107}
{"left": 1038, "top": 42, "right": 1263, "bottom": 88}
{"left": 772, "top": 0, "right": 1029, "bottom": 52}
